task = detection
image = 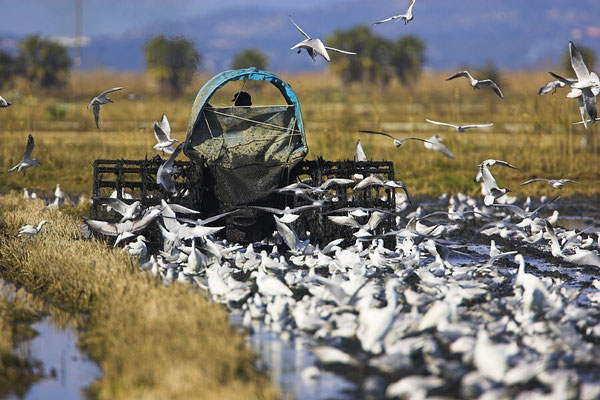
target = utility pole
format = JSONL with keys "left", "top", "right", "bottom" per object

{"left": 75, "top": 0, "right": 82, "bottom": 96}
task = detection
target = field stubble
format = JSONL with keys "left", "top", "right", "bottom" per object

{"left": 0, "top": 69, "right": 598, "bottom": 198}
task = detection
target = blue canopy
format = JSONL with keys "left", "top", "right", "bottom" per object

{"left": 183, "top": 67, "right": 307, "bottom": 161}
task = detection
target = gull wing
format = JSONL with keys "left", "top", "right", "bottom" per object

{"left": 520, "top": 178, "right": 548, "bottom": 186}
{"left": 98, "top": 87, "right": 124, "bottom": 98}
{"left": 358, "top": 130, "right": 397, "bottom": 140}
{"left": 569, "top": 42, "right": 591, "bottom": 82}
{"left": 98, "top": 197, "right": 129, "bottom": 215}
{"left": 274, "top": 215, "right": 301, "bottom": 252}
{"left": 530, "top": 196, "right": 561, "bottom": 215}
{"left": 324, "top": 46, "right": 357, "bottom": 55}
{"left": 354, "top": 140, "right": 367, "bottom": 162}
{"left": 248, "top": 205, "right": 286, "bottom": 215}
{"left": 163, "top": 143, "right": 182, "bottom": 170}
{"left": 426, "top": 119, "right": 458, "bottom": 129}
{"left": 479, "top": 80, "right": 504, "bottom": 98}
{"left": 289, "top": 15, "right": 310, "bottom": 39}
{"left": 372, "top": 15, "right": 405, "bottom": 25}
{"left": 548, "top": 71, "right": 573, "bottom": 87}
{"left": 396, "top": 181, "right": 413, "bottom": 205}
{"left": 434, "top": 143, "right": 455, "bottom": 159}
{"left": 582, "top": 91, "right": 598, "bottom": 121}
{"left": 406, "top": 0, "right": 417, "bottom": 14}
{"left": 446, "top": 71, "right": 472, "bottom": 81}
{"left": 479, "top": 164, "right": 499, "bottom": 193}
{"left": 538, "top": 80, "right": 566, "bottom": 95}
{"left": 327, "top": 215, "right": 361, "bottom": 229}
{"left": 92, "top": 104, "right": 100, "bottom": 129}
{"left": 493, "top": 204, "right": 527, "bottom": 219}
{"left": 154, "top": 114, "right": 171, "bottom": 142}
{"left": 462, "top": 123, "right": 494, "bottom": 129}
{"left": 577, "top": 96, "right": 588, "bottom": 129}
{"left": 22, "top": 134, "right": 35, "bottom": 159}
{"left": 130, "top": 209, "right": 161, "bottom": 232}
{"left": 84, "top": 218, "right": 118, "bottom": 236}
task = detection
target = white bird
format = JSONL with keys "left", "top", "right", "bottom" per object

{"left": 126, "top": 235, "right": 148, "bottom": 260}
{"left": 83, "top": 208, "right": 161, "bottom": 245}
{"left": 18, "top": 221, "right": 47, "bottom": 237}
{"left": 87, "top": 87, "right": 123, "bottom": 129}
{"left": 8, "top": 134, "right": 41, "bottom": 174}
{"left": 520, "top": 178, "right": 581, "bottom": 189}
{"left": 514, "top": 254, "right": 549, "bottom": 313}
{"left": 538, "top": 79, "right": 572, "bottom": 96}
{"left": 473, "top": 330, "right": 509, "bottom": 382}
{"left": 248, "top": 203, "right": 323, "bottom": 224}
{"left": 359, "top": 130, "right": 431, "bottom": 148}
{"left": 0, "top": 95, "right": 13, "bottom": 107}
{"left": 357, "top": 279, "right": 400, "bottom": 354}
{"left": 425, "top": 119, "right": 493, "bottom": 133}
{"left": 478, "top": 164, "right": 510, "bottom": 206}
{"left": 424, "top": 135, "right": 454, "bottom": 159}
{"left": 385, "top": 375, "right": 444, "bottom": 399}
{"left": 54, "top": 184, "right": 65, "bottom": 200}
{"left": 354, "top": 139, "right": 367, "bottom": 161}
{"left": 474, "top": 159, "right": 519, "bottom": 182}
{"left": 289, "top": 15, "right": 356, "bottom": 62}
{"left": 256, "top": 263, "right": 293, "bottom": 297}
{"left": 446, "top": 70, "right": 504, "bottom": 99}
{"left": 153, "top": 114, "right": 177, "bottom": 154}
{"left": 99, "top": 198, "right": 143, "bottom": 222}
{"left": 157, "top": 144, "right": 182, "bottom": 194}
{"left": 274, "top": 215, "right": 310, "bottom": 254}
{"left": 373, "top": 0, "right": 416, "bottom": 26}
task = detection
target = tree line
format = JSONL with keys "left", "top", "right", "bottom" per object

{"left": 0, "top": 30, "right": 595, "bottom": 93}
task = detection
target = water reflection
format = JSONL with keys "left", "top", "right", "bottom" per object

{"left": 15, "top": 319, "right": 101, "bottom": 400}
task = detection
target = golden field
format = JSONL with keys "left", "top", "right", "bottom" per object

{"left": 0, "top": 69, "right": 598, "bottom": 199}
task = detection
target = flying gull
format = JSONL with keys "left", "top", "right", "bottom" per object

{"left": 355, "top": 139, "right": 367, "bottom": 161}
{"left": 446, "top": 71, "right": 504, "bottom": 99}
{"left": 289, "top": 15, "right": 356, "bottom": 62}
{"left": 425, "top": 119, "right": 493, "bottom": 133}
{"left": 0, "top": 95, "right": 12, "bottom": 108}
{"left": 157, "top": 143, "right": 182, "bottom": 194}
{"left": 474, "top": 159, "right": 519, "bottom": 183}
{"left": 359, "top": 130, "right": 432, "bottom": 147}
{"left": 423, "top": 135, "right": 454, "bottom": 159}
{"left": 373, "top": 0, "right": 416, "bottom": 26}
{"left": 153, "top": 114, "right": 177, "bottom": 154}
{"left": 8, "top": 134, "right": 41, "bottom": 174}
{"left": 478, "top": 163, "right": 510, "bottom": 206}
{"left": 88, "top": 87, "right": 124, "bottom": 129}
{"left": 520, "top": 178, "right": 582, "bottom": 189}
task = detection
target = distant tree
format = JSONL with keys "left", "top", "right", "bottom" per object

{"left": 326, "top": 25, "right": 392, "bottom": 84}
{"left": 0, "top": 49, "right": 15, "bottom": 89}
{"left": 144, "top": 35, "right": 201, "bottom": 94}
{"left": 562, "top": 44, "right": 596, "bottom": 74}
{"left": 477, "top": 61, "right": 503, "bottom": 90}
{"left": 326, "top": 26, "right": 425, "bottom": 86}
{"left": 231, "top": 49, "right": 269, "bottom": 70}
{"left": 15, "top": 35, "right": 72, "bottom": 88}
{"left": 389, "top": 35, "right": 425, "bottom": 85}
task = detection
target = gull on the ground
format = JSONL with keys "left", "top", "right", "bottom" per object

{"left": 18, "top": 221, "right": 47, "bottom": 237}
{"left": 87, "top": 87, "right": 123, "bottom": 129}
{"left": 474, "top": 159, "right": 519, "bottom": 182}
{"left": 425, "top": 119, "right": 493, "bottom": 133}
{"left": 153, "top": 114, "right": 177, "bottom": 154}
{"left": 0, "top": 95, "right": 12, "bottom": 107}
{"left": 423, "top": 135, "right": 454, "bottom": 158}
{"left": 446, "top": 70, "right": 504, "bottom": 98}
{"left": 354, "top": 139, "right": 367, "bottom": 161}
{"left": 54, "top": 184, "right": 65, "bottom": 200}
{"left": 289, "top": 15, "right": 356, "bottom": 62}
{"left": 373, "top": 0, "right": 416, "bottom": 26}
{"left": 157, "top": 143, "right": 182, "bottom": 194}
{"left": 8, "top": 134, "right": 41, "bottom": 174}
{"left": 520, "top": 178, "right": 582, "bottom": 189}
{"left": 478, "top": 163, "right": 510, "bottom": 206}
{"left": 359, "top": 130, "right": 432, "bottom": 148}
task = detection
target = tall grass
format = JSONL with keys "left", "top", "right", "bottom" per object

{"left": 0, "top": 69, "right": 598, "bottom": 198}
{"left": 0, "top": 194, "right": 277, "bottom": 399}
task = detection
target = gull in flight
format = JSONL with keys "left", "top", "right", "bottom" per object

{"left": 157, "top": 144, "right": 182, "bottom": 194}
{"left": 354, "top": 139, "right": 367, "bottom": 161}
{"left": 446, "top": 71, "right": 504, "bottom": 99}
{"left": 248, "top": 203, "right": 324, "bottom": 224}
{"left": 423, "top": 135, "right": 454, "bottom": 158}
{"left": 9, "top": 134, "right": 41, "bottom": 174}
{"left": 18, "top": 221, "right": 47, "bottom": 237}
{"left": 359, "top": 130, "right": 432, "bottom": 148}
{"left": 549, "top": 42, "right": 599, "bottom": 128}
{"left": 425, "top": 119, "right": 493, "bottom": 133}
{"left": 373, "top": 0, "right": 416, "bottom": 26}
{"left": 153, "top": 114, "right": 177, "bottom": 154}
{"left": 84, "top": 208, "right": 161, "bottom": 246}
{"left": 538, "top": 79, "right": 573, "bottom": 96}
{"left": 478, "top": 163, "right": 510, "bottom": 206}
{"left": 289, "top": 15, "right": 356, "bottom": 62}
{"left": 98, "top": 197, "right": 143, "bottom": 222}
{"left": 474, "top": 159, "right": 519, "bottom": 182}
{"left": 0, "top": 95, "right": 12, "bottom": 108}
{"left": 87, "top": 87, "right": 123, "bottom": 129}
{"left": 520, "top": 178, "right": 582, "bottom": 189}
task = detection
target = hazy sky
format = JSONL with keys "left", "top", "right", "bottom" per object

{"left": 0, "top": 0, "right": 340, "bottom": 37}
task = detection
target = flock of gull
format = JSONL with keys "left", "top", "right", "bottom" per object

{"left": 4, "top": 0, "right": 600, "bottom": 398}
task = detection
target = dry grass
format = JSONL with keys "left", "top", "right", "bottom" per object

{"left": 0, "top": 69, "right": 599, "bottom": 198}
{"left": 0, "top": 194, "right": 277, "bottom": 400}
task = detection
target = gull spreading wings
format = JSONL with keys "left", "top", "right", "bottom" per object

{"left": 425, "top": 119, "right": 493, "bottom": 133}
{"left": 373, "top": 0, "right": 416, "bottom": 25}
{"left": 289, "top": 15, "right": 356, "bottom": 62}
{"left": 88, "top": 87, "right": 123, "bottom": 129}
{"left": 8, "top": 134, "right": 41, "bottom": 174}
{"left": 358, "top": 130, "right": 431, "bottom": 148}
{"left": 520, "top": 178, "right": 582, "bottom": 189}
{"left": 153, "top": 114, "right": 177, "bottom": 154}
{"left": 446, "top": 71, "right": 504, "bottom": 99}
